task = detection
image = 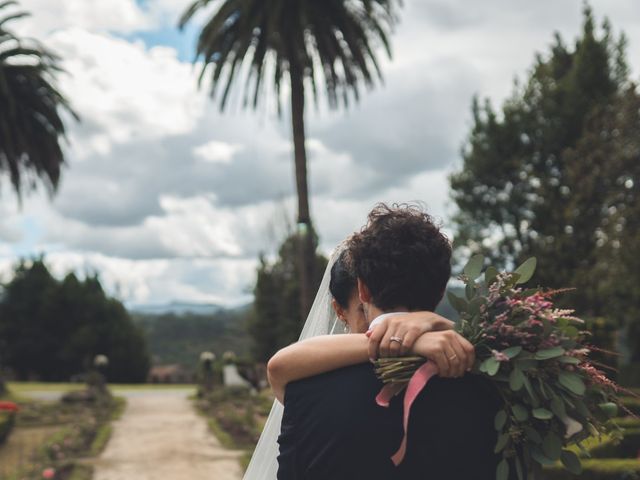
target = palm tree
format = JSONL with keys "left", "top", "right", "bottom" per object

{"left": 180, "top": 0, "right": 399, "bottom": 316}
{"left": 0, "top": 0, "right": 76, "bottom": 199}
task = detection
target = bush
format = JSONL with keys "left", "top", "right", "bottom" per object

{"left": 544, "top": 460, "right": 640, "bottom": 480}
{"left": 0, "top": 410, "right": 15, "bottom": 444}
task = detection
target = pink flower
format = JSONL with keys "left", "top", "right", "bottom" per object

{"left": 42, "top": 468, "right": 55, "bottom": 479}
{"left": 0, "top": 401, "right": 19, "bottom": 412}
{"left": 491, "top": 349, "right": 510, "bottom": 362}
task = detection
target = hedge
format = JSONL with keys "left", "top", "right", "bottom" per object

{"left": 544, "top": 459, "right": 640, "bottom": 480}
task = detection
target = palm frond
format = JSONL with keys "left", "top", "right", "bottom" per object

{"left": 0, "top": 2, "right": 76, "bottom": 197}
{"left": 181, "top": 0, "right": 399, "bottom": 112}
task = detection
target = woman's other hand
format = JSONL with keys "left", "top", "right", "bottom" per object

{"left": 366, "top": 311, "right": 454, "bottom": 360}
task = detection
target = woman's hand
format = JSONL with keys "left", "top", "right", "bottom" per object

{"left": 410, "top": 330, "right": 475, "bottom": 378}
{"left": 366, "top": 311, "right": 454, "bottom": 360}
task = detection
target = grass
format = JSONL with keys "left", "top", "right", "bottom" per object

{"left": 205, "top": 418, "right": 235, "bottom": 450}
{"left": 68, "top": 464, "right": 93, "bottom": 480}
{"left": 110, "top": 396, "right": 127, "bottom": 421}
{"left": 89, "top": 424, "right": 112, "bottom": 456}
{"left": 8, "top": 382, "right": 196, "bottom": 393}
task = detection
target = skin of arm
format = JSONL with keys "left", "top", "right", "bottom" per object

{"left": 267, "top": 312, "right": 460, "bottom": 404}
{"left": 267, "top": 334, "right": 370, "bottom": 404}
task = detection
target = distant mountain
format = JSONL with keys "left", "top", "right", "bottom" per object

{"left": 128, "top": 301, "right": 223, "bottom": 316}
{"left": 131, "top": 304, "right": 253, "bottom": 371}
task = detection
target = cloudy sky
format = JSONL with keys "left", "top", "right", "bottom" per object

{"left": 1, "top": 0, "right": 638, "bottom": 307}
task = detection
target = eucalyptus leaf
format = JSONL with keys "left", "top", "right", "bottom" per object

{"left": 503, "top": 346, "right": 523, "bottom": 358}
{"left": 557, "top": 356, "right": 581, "bottom": 365}
{"left": 532, "top": 408, "right": 553, "bottom": 420}
{"left": 523, "top": 376, "right": 540, "bottom": 407}
{"left": 485, "top": 265, "right": 498, "bottom": 285}
{"left": 447, "top": 291, "right": 468, "bottom": 315}
{"left": 494, "top": 433, "right": 510, "bottom": 453}
{"left": 515, "top": 359, "right": 538, "bottom": 371}
{"left": 524, "top": 426, "right": 542, "bottom": 444}
{"left": 496, "top": 459, "right": 509, "bottom": 480}
{"left": 514, "top": 456, "right": 524, "bottom": 480}
{"left": 535, "top": 347, "right": 565, "bottom": 360}
{"left": 564, "top": 326, "right": 579, "bottom": 338}
{"left": 550, "top": 396, "right": 566, "bottom": 418}
{"left": 561, "top": 450, "right": 582, "bottom": 475}
{"left": 482, "top": 357, "right": 500, "bottom": 376}
{"left": 494, "top": 410, "right": 508, "bottom": 430}
{"left": 558, "top": 371, "right": 586, "bottom": 396}
{"left": 531, "top": 447, "right": 555, "bottom": 466}
{"left": 468, "top": 297, "right": 486, "bottom": 315}
{"left": 465, "top": 281, "right": 475, "bottom": 300}
{"left": 464, "top": 254, "right": 484, "bottom": 280}
{"left": 509, "top": 367, "right": 525, "bottom": 391}
{"left": 514, "top": 257, "right": 537, "bottom": 284}
{"left": 512, "top": 404, "right": 529, "bottom": 422}
{"left": 542, "top": 432, "right": 563, "bottom": 460}
{"left": 598, "top": 402, "right": 618, "bottom": 418}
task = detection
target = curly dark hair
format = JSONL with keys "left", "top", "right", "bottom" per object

{"left": 348, "top": 203, "right": 452, "bottom": 312}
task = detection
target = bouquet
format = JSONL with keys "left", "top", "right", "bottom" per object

{"left": 375, "top": 255, "right": 625, "bottom": 480}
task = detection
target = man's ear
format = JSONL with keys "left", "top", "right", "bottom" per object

{"left": 357, "top": 278, "right": 372, "bottom": 305}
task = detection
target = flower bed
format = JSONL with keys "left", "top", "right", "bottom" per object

{"left": 6, "top": 392, "right": 123, "bottom": 479}
{"left": 0, "top": 401, "right": 19, "bottom": 445}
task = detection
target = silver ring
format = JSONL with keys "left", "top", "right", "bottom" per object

{"left": 448, "top": 354, "right": 458, "bottom": 360}
{"left": 390, "top": 336, "right": 403, "bottom": 344}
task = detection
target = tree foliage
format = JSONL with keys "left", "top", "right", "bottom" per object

{"left": 133, "top": 308, "right": 252, "bottom": 370}
{"left": 0, "top": 259, "right": 150, "bottom": 382}
{"left": 450, "top": 6, "right": 640, "bottom": 351}
{"left": 0, "top": 1, "right": 76, "bottom": 198}
{"left": 249, "top": 234, "right": 328, "bottom": 362}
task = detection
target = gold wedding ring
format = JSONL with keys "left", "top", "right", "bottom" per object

{"left": 390, "top": 336, "right": 403, "bottom": 343}
{"left": 448, "top": 354, "right": 458, "bottom": 360}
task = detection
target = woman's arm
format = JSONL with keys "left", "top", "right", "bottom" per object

{"left": 267, "top": 311, "right": 458, "bottom": 403}
{"left": 267, "top": 334, "right": 369, "bottom": 403}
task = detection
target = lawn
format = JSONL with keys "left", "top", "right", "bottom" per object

{"left": 8, "top": 382, "right": 196, "bottom": 393}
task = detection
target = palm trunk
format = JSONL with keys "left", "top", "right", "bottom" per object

{"left": 290, "top": 63, "right": 315, "bottom": 320}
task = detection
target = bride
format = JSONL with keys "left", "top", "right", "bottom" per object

{"left": 243, "top": 244, "right": 473, "bottom": 479}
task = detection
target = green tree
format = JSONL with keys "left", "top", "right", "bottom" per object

{"left": 179, "top": 0, "right": 398, "bottom": 318}
{"left": 450, "top": 7, "right": 640, "bottom": 358}
{"left": 249, "top": 234, "right": 327, "bottom": 362}
{"left": 0, "top": 259, "right": 150, "bottom": 382}
{"left": 0, "top": 1, "right": 76, "bottom": 197}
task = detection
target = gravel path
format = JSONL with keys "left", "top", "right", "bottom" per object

{"left": 93, "top": 389, "right": 244, "bottom": 480}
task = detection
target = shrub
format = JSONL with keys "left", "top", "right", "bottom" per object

{"left": 544, "top": 459, "right": 640, "bottom": 480}
{"left": 0, "top": 410, "right": 15, "bottom": 444}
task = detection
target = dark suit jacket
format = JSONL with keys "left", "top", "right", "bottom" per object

{"left": 277, "top": 362, "right": 502, "bottom": 480}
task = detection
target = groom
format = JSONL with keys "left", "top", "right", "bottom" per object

{"left": 277, "top": 204, "right": 502, "bottom": 479}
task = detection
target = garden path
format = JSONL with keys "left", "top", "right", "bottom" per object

{"left": 93, "top": 389, "right": 243, "bottom": 480}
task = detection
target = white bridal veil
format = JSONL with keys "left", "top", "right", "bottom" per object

{"left": 243, "top": 243, "right": 346, "bottom": 480}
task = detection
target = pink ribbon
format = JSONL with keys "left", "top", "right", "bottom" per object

{"left": 376, "top": 361, "right": 439, "bottom": 466}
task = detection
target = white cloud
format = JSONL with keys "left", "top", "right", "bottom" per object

{"left": 2, "top": 0, "right": 640, "bottom": 306}
{"left": 13, "top": 0, "right": 151, "bottom": 36}
{"left": 193, "top": 141, "right": 244, "bottom": 165}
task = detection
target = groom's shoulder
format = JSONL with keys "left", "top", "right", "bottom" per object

{"left": 285, "top": 362, "right": 378, "bottom": 401}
